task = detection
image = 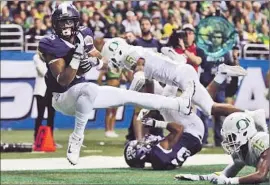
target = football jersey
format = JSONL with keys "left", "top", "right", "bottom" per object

{"left": 231, "top": 132, "right": 269, "bottom": 167}
{"left": 38, "top": 26, "right": 94, "bottom": 93}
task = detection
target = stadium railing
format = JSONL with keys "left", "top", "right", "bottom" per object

{"left": 1, "top": 24, "right": 269, "bottom": 59}
{"left": 25, "top": 35, "right": 43, "bottom": 52}
{"left": 243, "top": 43, "right": 269, "bottom": 59}
{"left": 0, "top": 24, "right": 24, "bottom": 51}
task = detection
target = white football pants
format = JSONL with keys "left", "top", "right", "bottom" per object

{"left": 172, "top": 64, "right": 214, "bottom": 116}
{"left": 52, "top": 82, "right": 184, "bottom": 117}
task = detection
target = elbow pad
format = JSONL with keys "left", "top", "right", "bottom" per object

{"left": 129, "top": 71, "right": 145, "bottom": 91}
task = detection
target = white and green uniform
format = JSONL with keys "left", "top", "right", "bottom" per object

{"left": 126, "top": 46, "right": 215, "bottom": 116}
{"left": 222, "top": 132, "right": 269, "bottom": 177}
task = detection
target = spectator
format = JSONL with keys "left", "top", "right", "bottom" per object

{"left": 27, "top": 18, "right": 46, "bottom": 43}
{"left": 35, "top": 2, "right": 45, "bottom": 20}
{"left": 105, "top": 24, "right": 118, "bottom": 38}
{"left": 25, "top": 7, "right": 38, "bottom": 29}
{"left": 1, "top": 6, "right": 13, "bottom": 24}
{"left": 97, "top": 67, "right": 127, "bottom": 138}
{"left": 170, "top": 24, "right": 202, "bottom": 72}
{"left": 122, "top": 11, "right": 141, "bottom": 36}
{"left": 89, "top": 12, "right": 106, "bottom": 35}
{"left": 163, "top": 14, "right": 179, "bottom": 38}
{"left": 151, "top": 13, "right": 163, "bottom": 40}
{"left": 139, "top": 1, "right": 151, "bottom": 18}
{"left": 80, "top": 12, "right": 89, "bottom": 27}
{"left": 225, "top": 46, "right": 240, "bottom": 105}
{"left": 33, "top": 54, "right": 55, "bottom": 141}
{"left": 133, "top": 17, "right": 163, "bottom": 52}
{"left": 124, "top": 31, "right": 137, "bottom": 45}
{"left": 245, "top": 23, "right": 258, "bottom": 43}
{"left": 258, "top": 24, "right": 269, "bottom": 46}
{"left": 114, "top": 13, "right": 125, "bottom": 36}
{"left": 43, "top": 15, "right": 53, "bottom": 35}
{"left": 188, "top": 2, "right": 200, "bottom": 26}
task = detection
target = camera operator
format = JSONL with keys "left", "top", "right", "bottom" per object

{"left": 168, "top": 24, "right": 202, "bottom": 72}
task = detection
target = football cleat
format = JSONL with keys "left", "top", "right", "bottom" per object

{"left": 67, "top": 133, "right": 84, "bottom": 165}
{"left": 217, "top": 63, "right": 247, "bottom": 77}
{"left": 245, "top": 109, "right": 268, "bottom": 133}
{"left": 177, "top": 81, "right": 195, "bottom": 115}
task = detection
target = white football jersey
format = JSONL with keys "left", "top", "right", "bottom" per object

{"left": 126, "top": 46, "right": 187, "bottom": 89}
{"left": 231, "top": 132, "right": 269, "bottom": 167}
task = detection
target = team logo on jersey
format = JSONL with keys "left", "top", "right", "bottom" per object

{"left": 109, "top": 41, "right": 119, "bottom": 52}
{"left": 84, "top": 35, "right": 93, "bottom": 46}
{"left": 236, "top": 118, "right": 250, "bottom": 131}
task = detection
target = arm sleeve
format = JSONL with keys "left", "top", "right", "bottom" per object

{"left": 222, "top": 160, "right": 245, "bottom": 177}
{"left": 33, "top": 54, "right": 47, "bottom": 77}
{"left": 129, "top": 71, "right": 146, "bottom": 91}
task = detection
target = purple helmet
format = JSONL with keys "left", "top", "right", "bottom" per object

{"left": 124, "top": 140, "right": 152, "bottom": 168}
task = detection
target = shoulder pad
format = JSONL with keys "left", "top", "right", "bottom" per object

{"left": 78, "top": 27, "right": 94, "bottom": 52}
{"left": 38, "top": 34, "right": 72, "bottom": 59}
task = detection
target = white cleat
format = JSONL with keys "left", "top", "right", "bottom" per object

{"left": 218, "top": 63, "right": 247, "bottom": 77}
{"left": 245, "top": 109, "right": 268, "bottom": 133}
{"left": 177, "top": 81, "right": 195, "bottom": 115}
{"left": 161, "top": 47, "right": 187, "bottom": 64}
{"left": 67, "top": 133, "right": 84, "bottom": 165}
{"left": 105, "top": 131, "right": 119, "bottom": 138}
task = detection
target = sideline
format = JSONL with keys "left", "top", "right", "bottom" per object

{"left": 1, "top": 154, "right": 232, "bottom": 171}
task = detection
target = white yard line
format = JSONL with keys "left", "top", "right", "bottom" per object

{"left": 1, "top": 154, "right": 233, "bottom": 171}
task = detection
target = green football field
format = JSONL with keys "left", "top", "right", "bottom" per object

{"left": 1, "top": 129, "right": 269, "bottom": 185}
{"left": 1, "top": 166, "right": 268, "bottom": 185}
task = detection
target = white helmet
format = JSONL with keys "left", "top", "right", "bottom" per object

{"left": 221, "top": 112, "right": 257, "bottom": 155}
{"left": 101, "top": 38, "right": 132, "bottom": 70}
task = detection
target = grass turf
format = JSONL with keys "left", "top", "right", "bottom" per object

{"left": 1, "top": 165, "right": 268, "bottom": 185}
{"left": 1, "top": 129, "right": 224, "bottom": 159}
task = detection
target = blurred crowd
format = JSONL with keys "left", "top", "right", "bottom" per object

{"left": 1, "top": 1, "right": 269, "bottom": 46}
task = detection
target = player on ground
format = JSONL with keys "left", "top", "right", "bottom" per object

{"left": 38, "top": 3, "right": 193, "bottom": 165}
{"left": 124, "top": 63, "right": 244, "bottom": 170}
{"left": 175, "top": 112, "right": 269, "bottom": 184}
{"left": 101, "top": 38, "right": 267, "bottom": 129}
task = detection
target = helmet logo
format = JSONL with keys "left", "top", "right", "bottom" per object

{"left": 126, "top": 146, "right": 136, "bottom": 160}
{"left": 236, "top": 118, "right": 250, "bottom": 131}
{"left": 109, "top": 41, "right": 119, "bottom": 52}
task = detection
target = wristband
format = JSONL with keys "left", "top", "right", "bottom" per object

{"left": 69, "top": 57, "right": 80, "bottom": 69}
{"left": 155, "top": 120, "right": 168, "bottom": 128}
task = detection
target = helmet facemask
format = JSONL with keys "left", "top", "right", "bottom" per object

{"left": 54, "top": 18, "right": 79, "bottom": 41}
{"left": 221, "top": 113, "right": 257, "bottom": 155}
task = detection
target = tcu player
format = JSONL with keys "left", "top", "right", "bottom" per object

{"left": 38, "top": 3, "right": 193, "bottom": 165}
{"left": 101, "top": 38, "right": 267, "bottom": 128}
{"left": 123, "top": 63, "right": 240, "bottom": 170}
{"left": 175, "top": 112, "right": 269, "bottom": 184}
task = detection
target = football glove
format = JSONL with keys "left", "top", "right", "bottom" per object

{"left": 175, "top": 173, "right": 220, "bottom": 182}
{"left": 210, "top": 173, "right": 239, "bottom": 184}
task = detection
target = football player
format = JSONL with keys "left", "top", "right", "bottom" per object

{"left": 175, "top": 112, "right": 269, "bottom": 184}
{"left": 38, "top": 3, "right": 194, "bottom": 165}
{"left": 101, "top": 38, "right": 267, "bottom": 129}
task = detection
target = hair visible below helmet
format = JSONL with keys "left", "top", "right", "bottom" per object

{"left": 101, "top": 38, "right": 132, "bottom": 70}
{"left": 221, "top": 112, "right": 257, "bottom": 155}
{"left": 52, "top": 3, "right": 80, "bottom": 40}
{"left": 124, "top": 140, "right": 152, "bottom": 168}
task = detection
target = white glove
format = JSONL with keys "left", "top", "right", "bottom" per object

{"left": 137, "top": 109, "right": 150, "bottom": 121}
{"left": 175, "top": 173, "right": 218, "bottom": 181}
{"left": 210, "top": 174, "right": 239, "bottom": 184}
{"left": 141, "top": 118, "right": 156, "bottom": 127}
